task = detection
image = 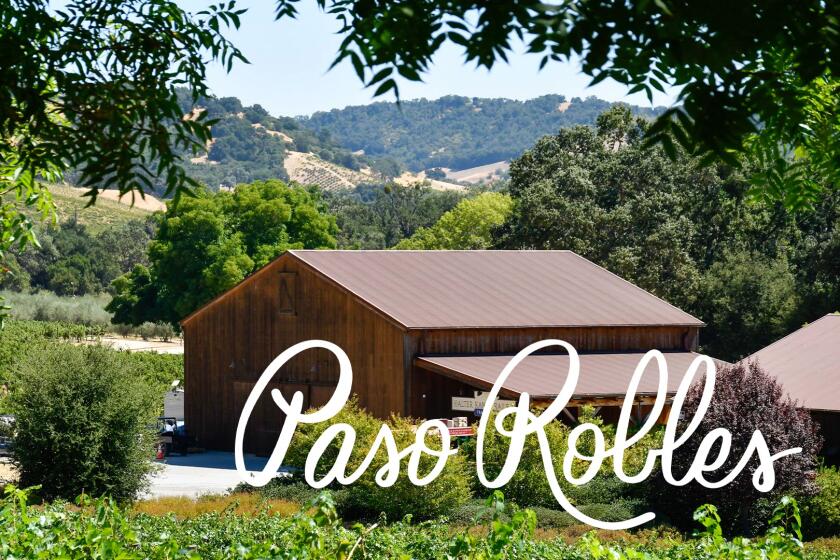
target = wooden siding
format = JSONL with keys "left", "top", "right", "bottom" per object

{"left": 412, "top": 365, "right": 676, "bottom": 424}
{"left": 406, "top": 326, "right": 698, "bottom": 419}
{"left": 406, "top": 326, "right": 698, "bottom": 356}
{"left": 184, "top": 251, "right": 702, "bottom": 453}
{"left": 183, "top": 253, "right": 406, "bottom": 454}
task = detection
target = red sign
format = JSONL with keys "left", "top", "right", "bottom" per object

{"left": 447, "top": 426, "right": 474, "bottom": 437}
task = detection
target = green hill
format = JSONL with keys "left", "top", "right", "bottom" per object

{"left": 301, "top": 95, "right": 665, "bottom": 171}
{"left": 173, "top": 91, "right": 666, "bottom": 190}
{"left": 174, "top": 91, "right": 404, "bottom": 191}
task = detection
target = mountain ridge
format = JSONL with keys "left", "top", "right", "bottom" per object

{"left": 174, "top": 90, "right": 666, "bottom": 190}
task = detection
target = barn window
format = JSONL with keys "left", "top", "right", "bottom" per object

{"left": 278, "top": 271, "right": 296, "bottom": 315}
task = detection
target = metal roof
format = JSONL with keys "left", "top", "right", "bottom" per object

{"left": 291, "top": 250, "right": 704, "bottom": 329}
{"left": 416, "top": 351, "right": 714, "bottom": 399}
{"left": 744, "top": 314, "right": 840, "bottom": 412}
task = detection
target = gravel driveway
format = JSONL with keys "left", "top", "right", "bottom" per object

{"left": 144, "top": 451, "right": 277, "bottom": 498}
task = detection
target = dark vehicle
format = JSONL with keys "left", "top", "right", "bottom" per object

{"left": 156, "top": 417, "right": 192, "bottom": 457}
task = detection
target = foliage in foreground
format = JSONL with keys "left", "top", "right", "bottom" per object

{"left": 654, "top": 362, "right": 821, "bottom": 535}
{"left": 1, "top": 485, "right": 831, "bottom": 559}
{"left": 281, "top": 0, "right": 840, "bottom": 207}
{"left": 801, "top": 466, "right": 840, "bottom": 540}
{"left": 281, "top": 400, "right": 471, "bottom": 522}
{"left": 8, "top": 344, "right": 158, "bottom": 501}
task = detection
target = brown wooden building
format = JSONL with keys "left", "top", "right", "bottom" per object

{"left": 181, "top": 250, "right": 706, "bottom": 453}
{"left": 744, "top": 314, "right": 840, "bottom": 464}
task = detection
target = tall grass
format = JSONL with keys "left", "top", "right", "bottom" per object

{"left": 133, "top": 494, "right": 300, "bottom": 518}
{"left": 1, "top": 290, "right": 112, "bottom": 327}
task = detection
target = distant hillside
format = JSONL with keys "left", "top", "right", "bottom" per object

{"left": 172, "top": 91, "right": 664, "bottom": 190}
{"left": 47, "top": 185, "right": 158, "bottom": 233}
{"left": 301, "top": 95, "right": 666, "bottom": 171}
{"left": 175, "top": 90, "right": 406, "bottom": 191}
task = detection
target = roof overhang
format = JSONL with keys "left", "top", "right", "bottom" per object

{"left": 415, "top": 351, "right": 721, "bottom": 402}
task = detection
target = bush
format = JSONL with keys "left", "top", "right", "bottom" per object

{"left": 802, "top": 466, "right": 840, "bottom": 539}
{"left": 8, "top": 344, "right": 158, "bottom": 501}
{"left": 0, "top": 290, "right": 112, "bottom": 327}
{"left": 460, "top": 406, "right": 659, "bottom": 512}
{"left": 282, "top": 399, "right": 470, "bottom": 521}
{"left": 0, "top": 320, "right": 182, "bottom": 402}
{"left": 138, "top": 321, "right": 157, "bottom": 340}
{"left": 654, "top": 361, "right": 822, "bottom": 535}
{"left": 0, "top": 319, "right": 103, "bottom": 395}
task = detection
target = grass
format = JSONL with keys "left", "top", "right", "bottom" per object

{"left": 133, "top": 493, "right": 300, "bottom": 518}
{"left": 47, "top": 184, "right": 155, "bottom": 234}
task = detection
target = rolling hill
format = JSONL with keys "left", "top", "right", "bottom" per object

{"left": 175, "top": 90, "right": 665, "bottom": 191}
{"left": 300, "top": 95, "right": 666, "bottom": 172}
{"left": 44, "top": 185, "right": 160, "bottom": 233}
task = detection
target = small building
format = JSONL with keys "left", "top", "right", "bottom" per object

{"left": 745, "top": 314, "right": 840, "bottom": 463}
{"left": 181, "top": 250, "right": 706, "bottom": 453}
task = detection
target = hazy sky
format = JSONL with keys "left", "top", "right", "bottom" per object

{"left": 201, "top": 1, "right": 679, "bottom": 117}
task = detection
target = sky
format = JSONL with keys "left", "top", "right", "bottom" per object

{"left": 201, "top": 1, "right": 679, "bottom": 118}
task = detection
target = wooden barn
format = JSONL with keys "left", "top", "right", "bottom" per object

{"left": 744, "top": 314, "right": 840, "bottom": 464}
{"left": 181, "top": 250, "right": 707, "bottom": 454}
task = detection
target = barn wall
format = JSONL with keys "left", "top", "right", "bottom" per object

{"left": 183, "top": 254, "right": 406, "bottom": 453}
{"left": 812, "top": 411, "right": 840, "bottom": 466}
{"left": 407, "top": 326, "right": 699, "bottom": 418}
{"left": 406, "top": 326, "right": 698, "bottom": 356}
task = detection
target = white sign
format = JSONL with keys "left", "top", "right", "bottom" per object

{"left": 452, "top": 393, "right": 515, "bottom": 412}
{"left": 235, "top": 339, "right": 802, "bottom": 532}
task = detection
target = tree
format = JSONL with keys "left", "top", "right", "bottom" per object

{"left": 1, "top": 0, "right": 245, "bottom": 263}
{"left": 9, "top": 344, "right": 158, "bottom": 501}
{"left": 493, "top": 106, "right": 831, "bottom": 361}
{"left": 693, "top": 251, "right": 799, "bottom": 361}
{"left": 326, "top": 183, "right": 463, "bottom": 248}
{"left": 395, "top": 192, "right": 513, "bottom": 250}
{"left": 275, "top": 0, "right": 840, "bottom": 206}
{"left": 654, "top": 362, "right": 821, "bottom": 535}
{"left": 107, "top": 180, "right": 338, "bottom": 324}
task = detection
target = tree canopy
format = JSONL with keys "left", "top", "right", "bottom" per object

{"left": 107, "top": 179, "right": 337, "bottom": 324}
{"left": 276, "top": 0, "right": 840, "bottom": 207}
{"left": 395, "top": 192, "right": 512, "bottom": 250}
{"left": 1, "top": 0, "right": 244, "bottom": 271}
{"left": 304, "top": 95, "right": 661, "bottom": 171}
{"left": 495, "top": 106, "right": 840, "bottom": 360}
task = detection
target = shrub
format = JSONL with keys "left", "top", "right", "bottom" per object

{"left": 0, "top": 320, "right": 103, "bottom": 393}
{"left": 282, "top": 399, "right": 470, "bottom": 521}
{"left": 9, "top": 344, "right": 158, "bottom": 500}
{"left": 138, "top": 321, "right": 157, "bottom": 340}
{"left": 111, "top": 322, "right": 135, "bottom": 337}
{"left": 801, "top": 466, "right": 840, "bottom": 539}
{"left": 0, "top": 290, "right": 112, "bottom": 327}
{"left": 460, "top": 406, "right": 658, "bottom": 512}
{"left": 653, "top": 361, "right": 822, "bottom": 535}
{"left": 153, "top": 321, "right": 176, "bottom": 342}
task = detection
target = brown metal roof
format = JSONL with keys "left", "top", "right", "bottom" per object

{"left": 291, "top": 250, "right": 703, "bottom": 329}
{"left": 744, "top": 314, "right": 840, "bottom": 412}
{"left": 416, "top": 351, "right": 714, "bottom": 399}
